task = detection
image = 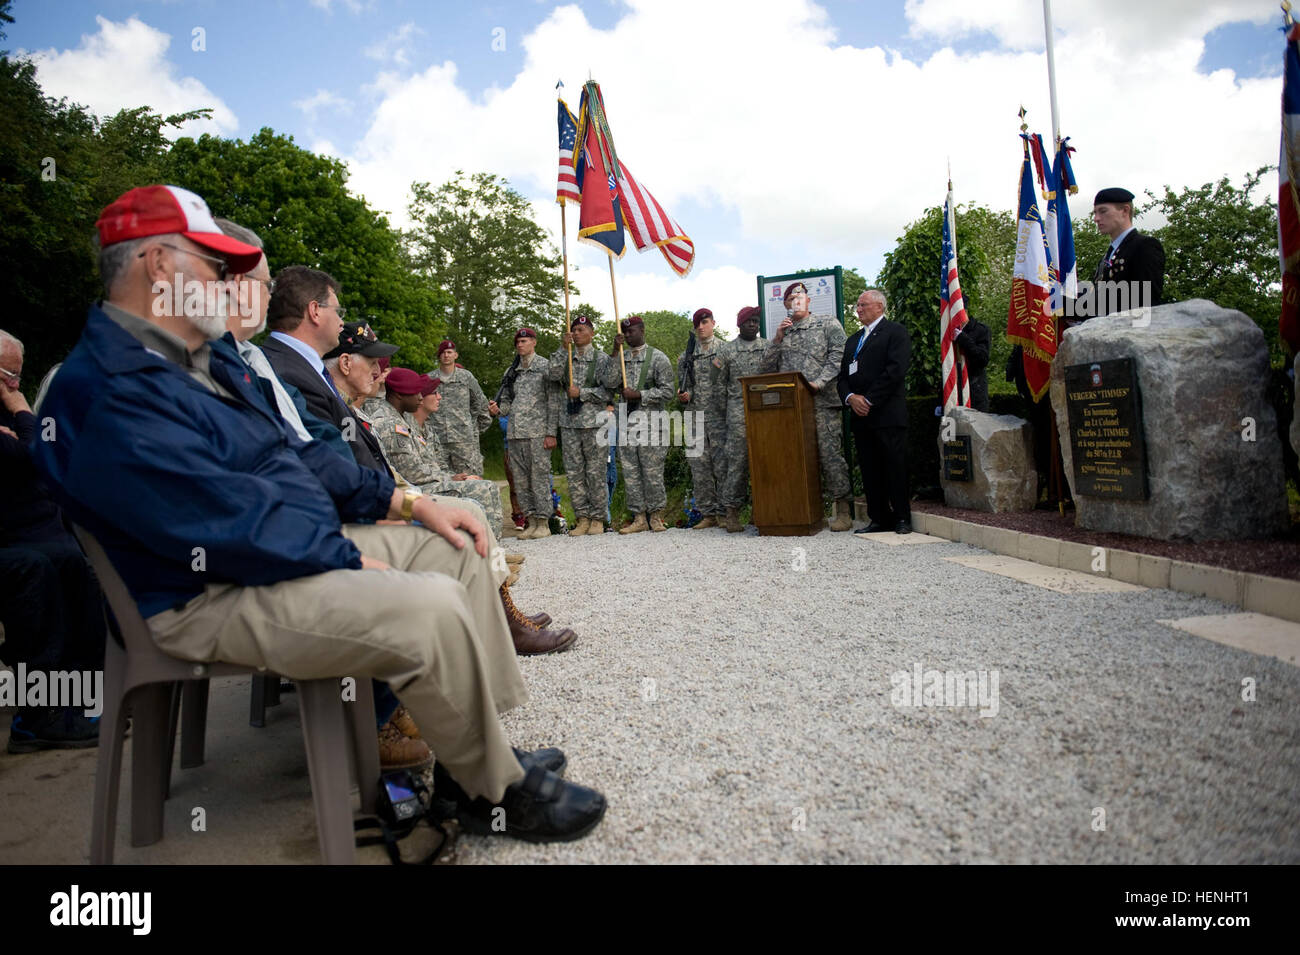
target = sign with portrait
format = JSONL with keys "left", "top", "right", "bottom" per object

{"left": 755, "top": 268, "right": 845, "bottom": 340}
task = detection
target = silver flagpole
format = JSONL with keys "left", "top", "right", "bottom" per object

{"left": 1042, "top": 0, "right": 1062, "bottom": 148}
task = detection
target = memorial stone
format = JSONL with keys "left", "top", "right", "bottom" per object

{"left": 938, "top": 408, "right": 1037, "bottom": 512}
{"left": 1049, "top": 300, "right": 1288, "bottom": 540}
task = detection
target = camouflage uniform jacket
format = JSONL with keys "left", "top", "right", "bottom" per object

{"left": 427, "top": 365, "right": 491, "bottom": 445}
{"left": 365, "top": 399, "right": 450, "bottom": 491}
{"left": 546, "top": 344, "right": 611, "bottom": 430}
{"left": 497, "top": 354, "right": 554, "bottom": 440}
{"left": 603, "top": 344, "right": 675, "bottom": 411}
{"left": 713, "top": 336, "right": 768, "bottom": 416}
{"left": 676, "top": 336, "right": 725, "bottom": 419}
{"left": 760, "top": 313, "right": 847, "bottom": 408}
{"left": 411, "top": 413, "right": 451, "bottom": 472}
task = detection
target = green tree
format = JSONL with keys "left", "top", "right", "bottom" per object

{"left": 0, "top": 32, "right": 205, "bottom": 383}
{"left": 405, "top": 172, "right": 571, "bottom": 382}
{"left": 1147, "top": 168, "right": 1284, "bottom": 365}
{"left": 876, "top": 204, "right": 1002, "bottom": 396}
{"left": 164, "top": 129, "right": 448, "bottom": 369}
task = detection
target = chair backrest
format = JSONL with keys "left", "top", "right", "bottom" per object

{"left": 72, "top": 524, "right": 157, "bottom": 657}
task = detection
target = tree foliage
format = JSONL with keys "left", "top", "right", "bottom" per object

{"left": 405, "top": 172, "right": 570, "bottom": 379}
{"left": 163, "top": 129, "right": 448, "bottom": 369}
{"left": 1148, "top": 168, "right": 1283, "bottom": 364}
{"left": 876, "top": 204, "right": 1002, "bottom": 395}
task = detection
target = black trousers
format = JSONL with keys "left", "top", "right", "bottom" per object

{"left": 0, "top": 534, "right": 106, "bottom": 673}
{"left": 853, "top": 424, "right": 910, "bottom": 526}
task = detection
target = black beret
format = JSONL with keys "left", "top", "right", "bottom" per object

{"left": 1094, "top": 187, "right": 1135, "bottom": 205}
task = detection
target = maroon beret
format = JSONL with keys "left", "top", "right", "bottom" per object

{"left": 736, "top": 305, "right": 761, "bottom": 325}
{"left": 386, "top": 367, "right": 428, "bottom": 395}
{"left": 571, "top": 314, "right": 594, "bottom": 329}
{"left": 783, "top": 282, "right": 808, "bottom": 303}
{"left": 437, "top": 339, "right": 457, "bottom": 355}
{"left": 692, "top": 308, "right": 713, "bottom": 327}
{"left": 515, "top": 327, "right": 536, "bottom": 340}
{"left": 620, "top": 315, "right": 644, "bottom": 330}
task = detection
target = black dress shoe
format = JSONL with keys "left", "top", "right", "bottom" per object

{"left": 513, "top": 745, "right": 567, "bottom": 777}
{"left": 434, "top": 758, "right": 605, "bottom": 843}
{"left": 854, "top": 522, "right": 892, "bottom": 534}
{"left": 894, "top": 520, "right": 913, "bottom": 534}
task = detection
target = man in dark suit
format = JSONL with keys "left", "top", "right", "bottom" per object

{"left": 837, "top": 289, "right": 913, "bottom": 534}
{"left": 1089, "top": 186, "right": 1165, "bottom": 318}
{"left": 261, "top": 267, "right": 393, "bottom": 472}
{"left": 936, "top": 316, "right": 990, "bottom": 413}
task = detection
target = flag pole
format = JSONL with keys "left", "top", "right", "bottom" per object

{"left": 1042, "top": 0, "right": 1062, "bottom": 148}
{"left": 561, "top": 202, "right": 574, "bottom": 385}
{"left": 608, "top": 251, "right": 627, "bottom": 388}
{"left": 946, "top": 163, "right": 967, "bottom": 408}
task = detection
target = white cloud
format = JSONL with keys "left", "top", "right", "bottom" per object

{"left": 905, "top": 0, "right": 1274, "bottom": 52}
{"left": 335, "top": 0, "right": 1276, "bottom": 312}
{"left": 26, "top": 16, "right": 237, "bottom": 138}
{"left": 364, "top": 22, "right": 425, "bottom": 67}
{"left": 309, "top": 0, "right": 372, "bottom": 13}
{"left": 293, "top": 88, "right": 350, "bottom": 118}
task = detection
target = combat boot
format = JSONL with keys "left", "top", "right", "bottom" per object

{"left": 532, "top": 516, "right": 551, "bottom": 539}
{"left": 570, "top": 516, "right": 590, "bottom": 536}
{"left": 517, "top": 516, "right": 537, "bottom": 539}
{"left": 505, "top": 552, "right": 525, "bottom": 567}
{"left": 693, "top": 515, "right": 718, "bottom": 529}
{"left": 828, "top": 499, "right": 853, "bottom": 532}
{"left": 724, "top": 507, "right": 743, "bottom": 533}
{"left": 648, "top": 509, "right": 667, "bottom": 532}
{"left": 586, "top": 519, "right": 604, "bottom": 535}
{"left": 619, "top": 512, "right": 648, "bottom": 534}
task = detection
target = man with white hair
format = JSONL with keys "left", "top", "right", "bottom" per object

{"left": 34, "top": 185, "right": 606, "bottom": 843}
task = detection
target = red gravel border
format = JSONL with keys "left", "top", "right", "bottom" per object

{"left": 911, "top": 501, "right": 1300, "bottom": 582}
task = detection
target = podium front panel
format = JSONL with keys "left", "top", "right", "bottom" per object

{"left": 741, "top": 372, "right": 823, "bottom": 535}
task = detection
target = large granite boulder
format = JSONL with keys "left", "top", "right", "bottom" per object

{"left": 938, "top": 408, "right": 1037, "bottom": 512}
{"left": 1049, "top": 299, "right": 1288, "bottom": 540}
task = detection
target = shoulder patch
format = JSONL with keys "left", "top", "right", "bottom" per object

{"left": 712, "top": 357, "right": 723, "bottom": 369}
{"left": 394, "top": 422, "right": 411, "bottom": 436}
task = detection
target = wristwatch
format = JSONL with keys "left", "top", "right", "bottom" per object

{"left": 400, "top": 490, "right": 423, "bottom": 521}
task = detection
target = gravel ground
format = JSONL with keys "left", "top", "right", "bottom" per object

{"left": 456, "top": 525, "right": 1300, "bottom": 864}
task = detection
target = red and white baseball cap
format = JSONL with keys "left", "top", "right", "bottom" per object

{"left": 95, "top": 185, "right": 263, "bottom": 274}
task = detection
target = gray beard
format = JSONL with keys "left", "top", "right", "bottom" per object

{"left": 187, "top": 312, "right": 229, "bottom": 340}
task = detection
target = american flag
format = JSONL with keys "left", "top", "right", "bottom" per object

{"left": 939, "top": 188, "right": 970, "bottom": 412}
{"left": 556, "top": 99, "right": 580, "bottom": 205}
{"left": 616, "top": 160, "right": 695, "bottom": 278}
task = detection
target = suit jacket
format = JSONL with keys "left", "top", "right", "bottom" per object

{"left": 261, "top": 335, "right": 390, "bottom": 473}
{"left": 1091, "top": 229, "right": 1165, "bottom": 315}
{"left": 951, "top": 319, "right": 990, "bottom": 412}
{"left": 836, "top": 319, "right": 911, "bottom": 430}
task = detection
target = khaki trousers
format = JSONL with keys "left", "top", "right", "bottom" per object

{"left": 147, "top": 524, "right": 527, "bottom": 801}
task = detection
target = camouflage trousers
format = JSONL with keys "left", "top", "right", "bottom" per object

{"left": 686, "top": 417, "right": 728, "bottom": 516}
{"left": 718, "top": 400, "right": 751, "bottom": 511}
{"left": 619, "top": 439, "right": 668, "bottom": 514}
{"left": 510, "top": 436, "right": 552, "bottom": 518}
{"left": 815, "top": 404, "right": 852, "bottom": 502}
{"left": 560, "top": 427, "right": 607, "bottom": 520}
{"left": 422, "top": 478, "right": 504, "bottom": 534}
{"left": 443, "top": 438, "right": 484, "bottom": 477}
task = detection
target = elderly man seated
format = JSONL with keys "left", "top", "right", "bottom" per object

{"left": 34, "top": 185, "right": 606, "bottom": 843}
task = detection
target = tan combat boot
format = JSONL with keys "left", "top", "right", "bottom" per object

{"left": 648, "top": 509, "right": 667, "bottom": 532}
{"left": 586, "top": 519, "right": 604, "bottom": 535}
{"left": 532, "top": 516, "right": 551, "bottom": 539}
{"left": 517, "top": 516, "right": 537, "bottom": 539}
{"left": 505, "top": 552, "right": 525, "bottom": 567}
{"left": 828, "top": 499, "right": 853, "bottom": 532}
{"left": 694, "top": 515, "right": 718, "bottom": 529}
{"left": 570, "top": 516, "right": 590, "bottom": 536}
{"left": 619, "top": 512, "right": 648, "bottom": 534}
{"left": 724, "top": 507, "right": 743, "bottom": 533}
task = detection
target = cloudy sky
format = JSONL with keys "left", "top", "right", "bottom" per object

{"left": 8, "top": 0, "right": 1283, "bottom": 320}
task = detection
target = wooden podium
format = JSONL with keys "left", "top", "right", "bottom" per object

{"left": 741, "top": 371, "right": 823, "bottom": 535}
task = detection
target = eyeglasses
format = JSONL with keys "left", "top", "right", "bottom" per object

{"left": 140, "top": 242, "right": 231, "bottom": 281}
{"left": 0, "top": 366, "right": 19, "bottom": 385}
{"left": 315, "top": 301, "right": 348, "bottom": 319}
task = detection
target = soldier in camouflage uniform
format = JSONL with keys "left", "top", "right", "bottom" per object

{"left": 489, "top": 328, "right": 555, "bottom": 540}
{"left": 369, "top": 368, "right": 505, "bottom": 533}
{"left": 547, "top": 313, "right": 612, "bottom": 536}
{"left": 713, "top": 305, "right": 767, "bottom": 532}
{"left": 603, "top": 315, "right": 676, "bottom": 534}
{"left": 428, "top": 339, "right": 491, "bottom": 476}
{"left": 676, "top": 308, "right": 728, "bottom": 529}
{"left": 760, "top": 281, "right": 854, "bottom": 531}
